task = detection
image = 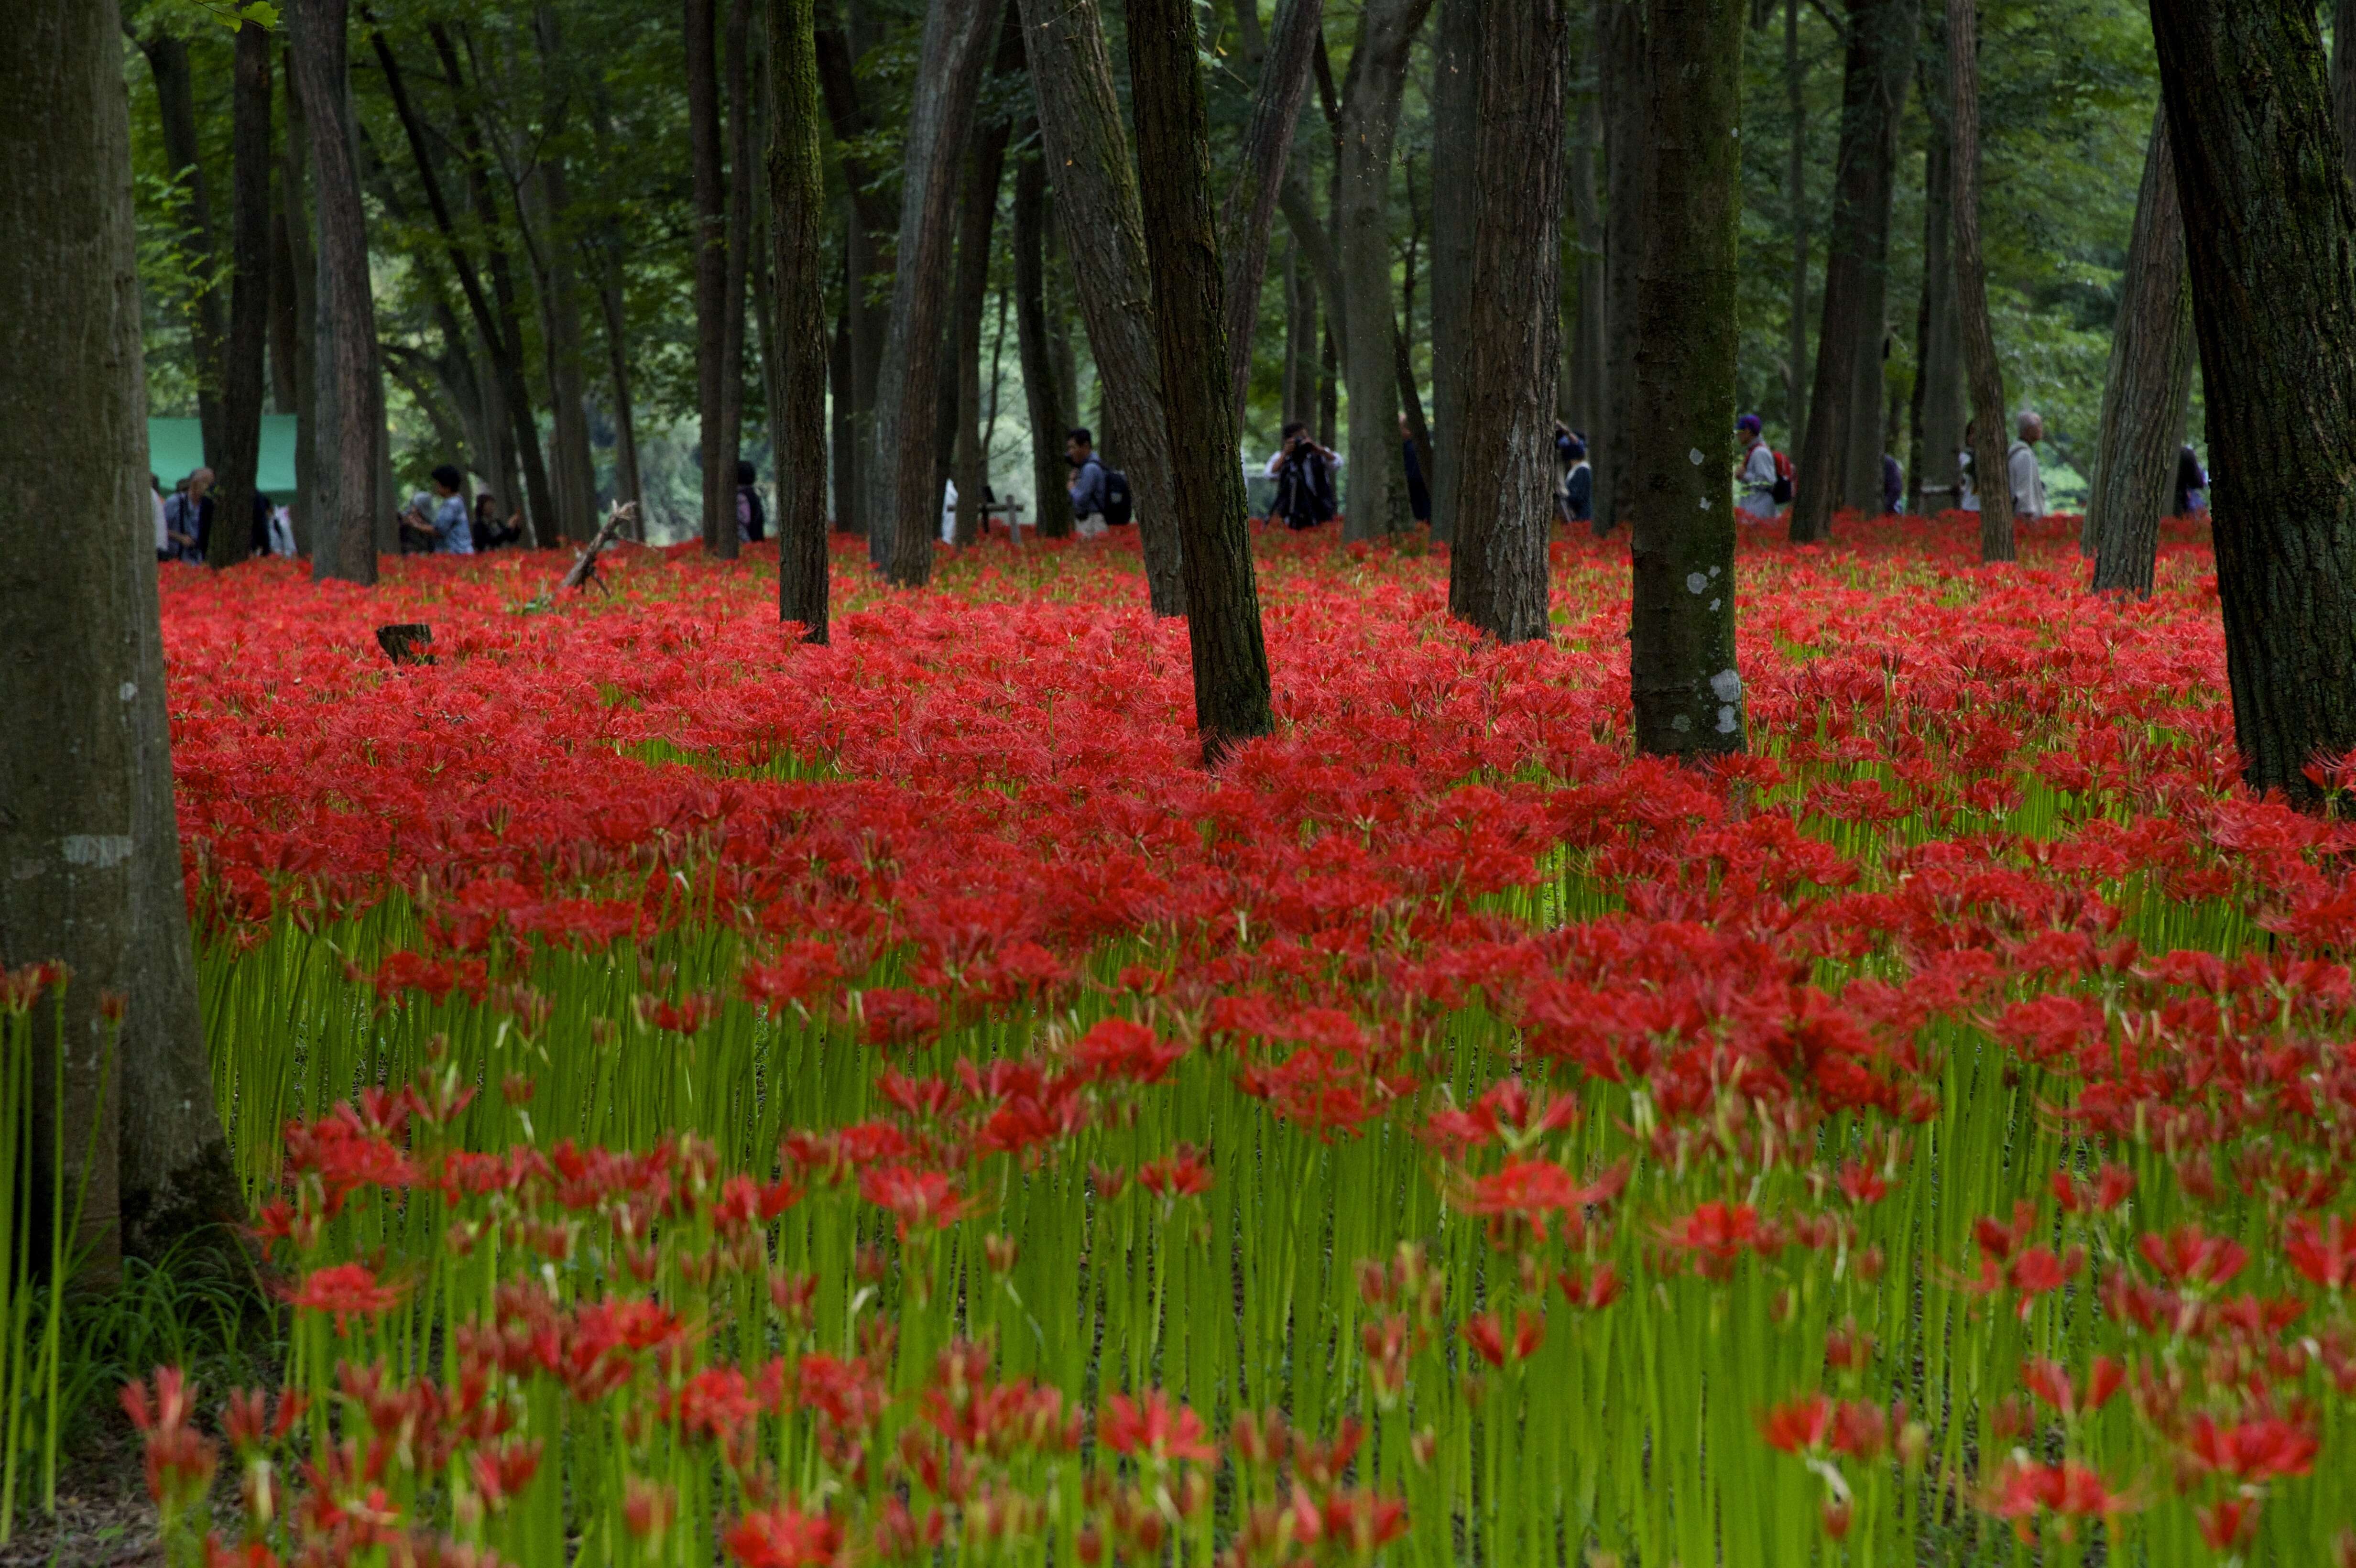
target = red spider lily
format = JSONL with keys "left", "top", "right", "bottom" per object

{"left": 1978, "top": 1456, "right": 2138, "bottom": 1543}
{"left": 122, "top": 1368, "right": 218, "bottom": 1510}
{"left": 1136, "top": 1145, "right": 1214, "bottom": 1198}
{"left": 2021, "top": 1356, "right": 2124, "bottom": 1421}
{"left": 2196, "top": 1495, "right": 2261, "bottom": 1552}
{"left": 1461, "top": 1159, "right": 1623, "bottom": 1244}
{"left": 1099, "top": 1390, "right": 1216, "bottom": 1464}
{"left": 2051, "top": 1162, "right": 2135, "bottom": 1214}
{"left": 725, "top": 1504, "right": 843, "bottom": 1568}
{"left": 287, "top": 1263, "right": 407, "bottom": 1333}
{"left": 1758, "top": 1395, "right": 1835, "bottom": 1455}
{"left": 1461, "top": 1311, "right": 1545, "bottom": 1369}
{"left": 2286, "top": 1213, "right": 2356, "bottom": 1292}
{"left": 1662, "top": 1201, "right": 1776, "bottom": 1276}
{"left": 858, "top": 1165, "right": 971, "bottom": 1238}
{"left": 1069, "top": 1018, "right": 1187, "bottom": 1085}
{"left": 1558, "top": 1263, "right": 1623, "bottom": 1311}
{"left": 2139, "top": 1225, "right": 2250, "bottom": 1291}
{"left": 2182, "top": 1412, "right": 2320, "bottom": 1482}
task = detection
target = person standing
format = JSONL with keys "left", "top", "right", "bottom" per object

{"left": 428, "top": 465, "right": 474, "bottom": 554}
{"left": 2175, "top": 443, "right": 2209, "bottom": 517}
{"left": 163, "top": 467, "right": 213, "bottom": 561}
{"left": 1555, "top": 424, "right": 1593, "bottom": 526}
{"left": 1882, "top": 453, "right": 1905, "bottom": 516}
{"left": 1399, "top": 412, "right": 1431, "bottom": 524}
{"left": 736, "top": 460, "right": 768, "bottom": 543}
{"left": 2008, "top": 412, "right": 2048, "bottom": 523}
{"left": 1735, "top": 415, "right": 1780, "bottom": 522}
{"left": 1067, "top": 427, "right": 1111, "bottom": 539}
{"left": 1266, "top": 421, "right": 1338, "bottom": 530}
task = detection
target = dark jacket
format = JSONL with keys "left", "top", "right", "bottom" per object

{"left": 1272, "top": 445, "right": 1337, "bottom": 529}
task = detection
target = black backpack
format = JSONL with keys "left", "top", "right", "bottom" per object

{"left": 1102, "top": 468, "right": 1134, "bottom": 526}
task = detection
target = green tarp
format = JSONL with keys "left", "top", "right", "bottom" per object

{"left": 147, "top": 415, "right": 300, "bottom": 500}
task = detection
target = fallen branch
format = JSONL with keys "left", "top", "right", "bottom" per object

{"left": 559, "top": 501, "right": 638, "bottom": 595}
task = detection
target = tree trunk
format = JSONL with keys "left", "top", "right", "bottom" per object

{"left": 1447, "top": 0, "right": 1566, "bottom": 640}
{"left": 1127, "top": 0, "right": 1275, "bottom": 759}
{"left": 720, "top": 0, "right": 756, "bottom": 547}
{"left": 2151, "top": 0, "right": 2356, "bottom": 804}
{"left": 1950, "top": 0, "right": 2012, "bottom": 562}
{"left": 1629, "top": 0, "right": 1746, "bottom": 756}
{"left": 815, "top": 20, "right": 898, "bottom": 539}
{"left": 525, "top": 6, "right": 600, "bottom": 544}
{"left": 1910, "top": 6, "right": 1964, "bottom": 516}
{"left": 871, "top": 0, "right": 994, "bottom": 587}
{"left": 1784, "top": 0, "right": 1809, "bottom": 442}
{"left": 2086, "top": 107, "right": 2194, "bottom": 597}
{"left": 1597, "top": 0, "right": 1647, "bottom": 532}
{"left": 1220, "top": 0, "right": 1326, "bottom": 425}
{"left": 132, "top": 29, "right": 229, "bottom": 463}
{"left": 292, "top": 0, "right": 380, "bottom": 585}
{"left": 1015, "top": 0, "right": 1188, "bottom": 612}
{"left": 1014, "top": 144, "right": 1071, "bottom": 540}
{"left": 9, "top": 0, "right": 241, "bottom": 1268}
{"left": 2336, "top": 0, "right": 2356, "bottom": 185}
{"left": 769, "top": 0, "right": 831, "bottom": 639}
{"left": 952, "top": 6, "right": 1022, "bottom": 548}
{"left": 1282, "top": 246, "right": 1314, "bottom": 428}
{"left": 1427, "top": 0, "right": 1479, "bottom": 544}
{"left": 210, "top": 22, "right": 274, "bottom": 571}
{"left": 829, "top": 288, "right": 851, "bottom": 528}
{"left": 1335, "top": 0, "right": 1434, "bottom": 541}
{"left": 687, "top": 0, "right": 733, "bottom": 555}
{"left": 1563, "top": 1, "right": 1606, "bottom": 440}
{"left": 1789, "top": 0, "right": 1916, "bottom": 539}
{"left": 277, "top": 47, "right": 318, "bottom": 553}
{"left": 589, "top": 95, "right": 644, "bottom": 524}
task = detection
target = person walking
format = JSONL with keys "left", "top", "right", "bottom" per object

{"left": 737, "top": 460, "right": 768, "bottom": 544}
{"left": 1555, "top": 424, "right": 1593, "bottom": 526}
{"left": 2007, "top": 412, "right": 2048, "bottom": 523}
{"left": 1735, "top": 415, "right": 1780, "bottom": 522}
{"left": 1067, "top": 427, "right": 1112, "bottom": 539}
{"left": 164, "top": 467, "right": 214, "bottom": 561}
{"left": 1266, "top": 422, "right": 1338, "bottom": 530}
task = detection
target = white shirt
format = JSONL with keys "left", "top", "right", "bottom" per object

{"left": 2008, "top": 441, "right": 2046, "bottom": 521}
{"left": 941, "top": 479, "right": 959, "bottom": 543}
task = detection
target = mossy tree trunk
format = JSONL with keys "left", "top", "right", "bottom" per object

{"left": 1949, "top": 0, "right": 2013, "bottom": 562}
{"left": 1596, "top": 0, "right": 1647, "bottom": 533}
{"left": 1127, "top": 0, "right": 1275, "bottom": 760}
{"left": 1446, "top": 0, "right": 1567, "bottom": 642}
{"left": 768, "top": 0, "right": 830, "bottom": 641}
{"left": 1220, "top": 0, "right": 1326, "bottom": 426}
{"left": 2085, "top": 106, "right": 2194, "bottom": 597}
{"left": 2152, "top": 0, "right": 2356, "bottom": 806}
{"left": 1628, "top": 0, "right": 1746, "bottom": 757}
{"left": 1012, "top": 143, "right": 1071, "bottom": 542}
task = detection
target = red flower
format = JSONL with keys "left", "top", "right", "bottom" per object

{"left": 2286, "top": 1213, "right": 2356, "bottom": 1292}
{"left": 1099, "top": 1390, "right": 1215, "bottom": 1464}
{"left": 2182, "top": 1413, "right": 2319, "bottom": 1483}
{"left": 288, "top": 1263, "right": 406, "bottom": 1333}
{"left": 725, "top": 1505, "right": 842, "bottom": 1568}
{"left": 1757, "top": 1394, "right": 1833, "bottom": 1455}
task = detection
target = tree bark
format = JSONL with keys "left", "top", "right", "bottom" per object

{"left": 720, "top": 0, "right": 756, "bottom": 548}
{"left": 1335, "top": 0, "right": 1434, "bottom": 541}
{"left": 2086, "top": 106, "right": 2194, "bottom": 596}
{"left": 1127, "top": 0, "right": 1275, "bottom": 759}
{"left": 1448, "top": 0, "right": 1566, "bottom": 640}
{"left": 1629, "top": 0, "right": 1746, "bottom": 756}
{"left": 1597, "top": 0, "right": 1648, "bottom": 532}
{"left": 1949, "top": 0, "right": 2012, "bottom": 562}
{"left": 1428, "top": 0, "right": 1479, "bottom": 544}
{"left": 277, "top": 47, "right": 318, "bottom": 552}
{"left": 815, "top": 18, "right": 898, "bottom": 539}
{"left": 589, "top": 99, "right": 644, "bottom": 523}
{"left": 210, "top": 22, "right": 274, "bottom": 570}
{"left": 1909, "top": 4, "right": 1964, "bottom": 515}
{"left": 131, "top": 28, "right": 228, "bottom": 464}
{"left": 292, "top": 0, "right": 381, "bottom": 585}
{"left": 1784, "top": 0, "right": 1809, "bottom": 443}
{"left": 527, "top": 5, "right": 600, "bottom": 545}
{"left": 1014, "top": 144, "right": 1071, "bottom": 540}
{"left": 1220, "top": 0, "right": 1326, "bottom": 425}
{"left": 1790, "top": 0, "right": 1916, "bottom": 539}
{"left": 2336, "top": 0, "right": 2356, "bottom": 186}
{"left": 769, "top": 0, "right": 831, "bottom": 639}
{"left": 1015, "top": 0, "right": 1187, "bottom": 612}
{"left": 9, "top": 0, "right": 241, "bottom": 1267}
{"left": 871, "top": 0, "right": 994, "bottom": 586}
{"left": 1563, "top": 1, "right": 1607, "bottom": 439}
{"left": 687, "top": 0, "right": 734, "bottom": 555}
{"left": 952, "top": 5, "right": 1023, "bottom": 547}
{"left": 2151, "top": 0, "right": 2356, "bottom": 803}
{"left": 1282, "top": 246, "right": 1314, "bottom": 428}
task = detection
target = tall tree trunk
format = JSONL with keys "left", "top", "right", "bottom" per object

{"left": 1447, "top": 0, "right": 1566, "bottom": 640}
{"left": 1014, "top": 144, "right": 1072, "bottom": 540}
{"left": 1014, "top": 0, "right": 1187, "bottom": 612}
{"left": 2336, "top": 0, "right": 2356, "bottom": 185}
{"left": 292, "top": 0, "right": 380, "bottom": 585}
{"left": 720, "top": 0, "right": 755, "bottom": 540}
{"left": 10, "top": 0, "right": 240, "bottom": 1265}
{"left": 769, "top": 0, "right": 830, "bottom": 639}
{"left": 2086, "top": 107, "right": 2194, "bottom": 596}
{"left": 1910, "top": 6, "right": 1964, "bottom": 516}
{"left": 277, "top": 46, "right": 318, "bottom": 553}
{"left": 1784, "top": 0, "right": 1809, "bottom": 441}
{"left": 589, "top": 100, "right": 644, "bottom": 523}
{"left": 829, "top": 289, "right": 851, "bottom": 528}
{"left": 1220, "top": 0, "right": 1326, "bottom": 424}
{"left": 952, "top": 6, "right": 1022, "bottom": 547}
{"left": 1950, "top": 0, "right": 2011, "bottom": 561}
{"left": 688, "top": 0, "right": 734, "bottom": 555}
{"left": 1563, "top": 2, "right": 1606, "bottom": 439}
{"left": 131, "top": 29, "right": 229, "bottom": 462}
{"left": 1428, "top": 0, "right": 1479, "bottom": 544}
{"left": 2151, "top": 0, "right": 2356, "bottom": 804}
{"left": 1335, "top": 0, "right": 1434, "bottom": 541}
{"left": 1597, "top": 0, "right": 1647, "bottom": 532}
{"left": 873, "top": 0, "right": 995, "bottom": 586}
{"left": 211, "top": 22, "right": 274, "bottom": 570}
{"left": 1282, "top": 246, "right": 1314, "bottom": 428}
{"left": 1629, "top": 0, "right": 1746, "bottom": 756}
{"left": 526, "top": 6, "right": 600, "bottom": 544}
{"left": 815, "top": 20, "right": 897, "bottom": 539}
{"left": 1128, "top": 0, "right": 1275, "bottom": 758}
{"left": 269, "top": 203, "right": 300, "bottom": 417}
{"left": 1790, "top": 0, "right": 1916, "bottom": 539}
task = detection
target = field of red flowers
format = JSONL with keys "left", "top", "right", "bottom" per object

{"left": 117, "top": 514, "right": 2356, "bottom": 1566}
